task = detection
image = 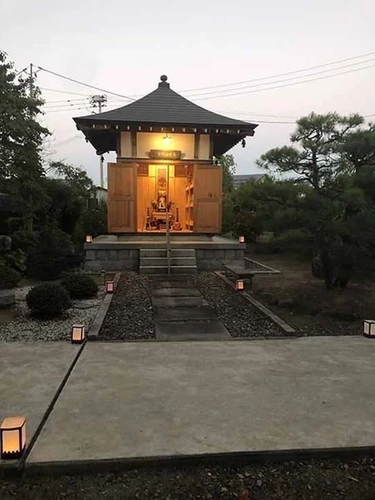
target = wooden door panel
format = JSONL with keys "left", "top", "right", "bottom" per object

{"left": 108, "top": 162, "right": 136, "bottom": 232}
{"left": 194, "top": 165, "right": 222, "bottom": 233}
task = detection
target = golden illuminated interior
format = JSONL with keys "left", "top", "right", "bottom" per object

{"left": 137, "top": 164, "right": 194, "bottom": 232}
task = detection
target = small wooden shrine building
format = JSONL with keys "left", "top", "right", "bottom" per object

{"left": 74, "top": 76, "right": 257, "bottom": 235}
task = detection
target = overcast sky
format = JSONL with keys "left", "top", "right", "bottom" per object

{"left": 1, "top": 0, "right": 375, "bottom": 186}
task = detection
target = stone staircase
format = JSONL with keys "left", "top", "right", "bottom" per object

{"left": 139, "top": 248, "right": 197, "bottom": 275}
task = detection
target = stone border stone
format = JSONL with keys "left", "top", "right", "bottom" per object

{"left": 87, "top": 272, "right": 121, "bottom": 340}
{"left": 244, "top": 257, "right": 281, "bottom": 274}
{"left": 23, "top": 445, "right": 375, "bottom": 477}
{"left": 214, "top": 271, "right": 297, "bottom": 335}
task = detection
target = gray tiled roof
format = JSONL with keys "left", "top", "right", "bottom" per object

{"left": 75, "top": 76, "right": 256, "bottom": 129}
{"left": 233, "top": 174, "right": 266, "bottom": 184}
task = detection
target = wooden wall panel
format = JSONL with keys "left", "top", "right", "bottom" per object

{"left": 194, "top": 165, "right": 222, "bottom": 233}
{"left": 137, "top": 175, "right": 149, "bottom": 231}
{"left": 107, "top": 163, "right": 136, "bottom": 233}
{"left": 174, "top": 176, "right": 186, "bottom": 228}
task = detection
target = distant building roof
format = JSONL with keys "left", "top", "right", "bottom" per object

{"left": 233, "top": 174, "right": 266, "bottom": 185}
{"left": 74, "top": 75, "right": 258, "bottom": 157}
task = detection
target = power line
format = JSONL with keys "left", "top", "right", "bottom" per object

{"left": 43, "top": 106, "right": 90, "bottom": 113}
{"left": 36, "top": 49, "right": 375, "bottom": 108}
{"left": 40, "top": 87, "right": 91, "bottom": 97}
{"left": 193, "top": 63, "right": 375, "bottom": 101}
{"left": 15, "top": 67, "right": 28, "bottom": 77}
{"left": 43, "top": 101, "right": 89, "bottom": 109}
{"left": 179, "top": 49, "right": 375, "bottom": 94}
{"left": 184, "top": 58, "right": 375, "bottom": 98}
{"left": 44, "top": 98, "right": 90, "bottom": 104}
{"left": 36, "top": 65, "right": 135, "bottom": 101}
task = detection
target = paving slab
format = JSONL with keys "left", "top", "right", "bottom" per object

{"left": 154, "top": 307, "right": 217, "bottom": 322}
{"left": 154, "top": 281, "right": 195, "bottom": 289}
{"left": 152, "top": 288, "right": 201, "bottom": 298}
{"left": 156, "top": 321, "right": 230, "bottom": 340}
{"left": 152, "top": 296, "right": 207, "bottom": 308}
{"left": 0, "top": 342, "right": 79, "bottom": 468}
{"left": 27, "top": 337, "right": 375, "bottom": 465}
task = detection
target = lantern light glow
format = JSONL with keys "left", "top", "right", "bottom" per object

{"left": 163, "top": 134, "right": 171, "bottom": 146}
{"left": 86, "top": 235, "right": 93, "bottom": 243}
{"left": 106, "top": 281, "right": 114, "bottom": 293}
{"left": 236, "top": 280, "right": 244, "bottom": 291}
{"left": 1, "top": 416, "right": 26, "bottom": 459}
{"left": 364, "top": 320, "right": 375, "bottom": 338}
{"left": 239, "top": 236, "right": 245, "bottom": 244}
{"left": 71, "top": 324, "right": 85, "bottom": 344}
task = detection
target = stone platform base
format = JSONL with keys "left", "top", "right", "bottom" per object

{"left": 85, "top": 234, "right": 245, "bottom": 272}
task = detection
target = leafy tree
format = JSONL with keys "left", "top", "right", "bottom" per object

{"left": 218, "top": 154, "right": 236, "bottom": 234}
{"left": 233, "top": 176, "right": 305, "bottom": 242}
{"left": 0, "top": 52, "right": 50, "bottom": 230}
{"left": 257, "top": 112, "right": 375, "bottom": 289}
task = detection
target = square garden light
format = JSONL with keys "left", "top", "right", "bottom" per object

{"left": 106, "top": 281, "right": 114, "bottom": 293}
{"left": 86, "top": 235, "right": 93, "bottom": 243}
{"left": 71, "top": 324, "right": 85, "bottom": 344}
{"left": 1, "top": 416, "right": 26, "bottom": 459}
{"left": 238, "top": 236, "right": 245, "bottom": 244}
{"left": 236, "top": 279, "right": 244, "bottom": 291}
{"left": 364, "top": 320, "right": 375, "bottom": 339}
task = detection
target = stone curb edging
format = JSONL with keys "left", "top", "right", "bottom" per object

{"left": 244, "top": 257, "right": 281, "bottom": 274}
{"left": 87, "top": 272, "right": 121, "bottom": 340}
{"left": 22, "top": 445, "right": 375, "bottom": 477}
{"left": 214, "top": 271, "right": 297, "bottom": 335}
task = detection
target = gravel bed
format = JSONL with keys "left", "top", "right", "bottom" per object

{"left": 192, "top": 273, "right": 288, "bottom": 338}
{"left": 2, "top": 456, "right": 375, "bottom": 499}
{"left": 0, "top": 286, "right": 106, "bottom": 342}
{"left": 99, "top": 272, "right": 155, "bottom": 340}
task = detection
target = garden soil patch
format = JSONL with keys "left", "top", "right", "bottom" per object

{"left": 248, "top": 253, "right": 374, "bottom": 337}
{"left": 2, "top": 457, "right": 375, "bottom": 499}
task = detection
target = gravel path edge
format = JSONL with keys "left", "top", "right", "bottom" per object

{"left": 214, "top": 271, "right": 297, "bottom": 335}
{"left": 87, "top": 272, "right": 121, "bottom": 340}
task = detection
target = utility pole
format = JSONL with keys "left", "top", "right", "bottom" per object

{"left": 29, "top": 63, "right": 33, "bottom": 99}
{"left": 90, "top": 94, "right": 107, "bottom": 188}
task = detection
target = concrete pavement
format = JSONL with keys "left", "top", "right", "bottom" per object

{"left": 26, "top": 337, "right": 375, "bottom": 465}
{"left": 0, "top": 342, "right": 79, "bottom": 468}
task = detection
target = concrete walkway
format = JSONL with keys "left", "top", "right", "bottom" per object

{"left": 152, "top": 276, "right": 230, "bottom": 340}
{"left": 0, "top": 342, "right": 79, "bottom": 470}
{"left": 25, "top": 336, "right": 375, "bottom": 466}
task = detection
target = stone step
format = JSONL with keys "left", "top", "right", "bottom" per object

{"left": 152, "top": 288, "right": 201, "bottom": 298}
{"left": 140, "top": 257, "right": 197, "bottom": 267}
{"left": 170, "top": 249, "right": 196, "bottom": 257}
{"left": 171, "top": 266, "right": 197, "bottom": 275}
{"left": 140, "top": 248, "right": 196, "bottom": 258}
{"left": 140, "top": 249, "right": 167, "bottom": 258}
{"left": 140, "top": 266, "right": 197, "bottom": 275}
{"left": 153, "top": 280, "right": 195, "bottom": 289}
{"left": 152, "top": 296, "right": 207, "bottom": 308}
{"left": 155, "top": 321, "right": 231, "bottom": 340}
{"left": 154, "top": 307, "right": 217, "bottom": 322}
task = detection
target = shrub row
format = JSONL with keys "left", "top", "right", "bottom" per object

{"left": 26, "top": 274, "right": 98, "bottom": 317}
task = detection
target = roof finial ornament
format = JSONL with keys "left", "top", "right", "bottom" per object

{"left": 158, "top": 75, "right": 170, "bottom": 89}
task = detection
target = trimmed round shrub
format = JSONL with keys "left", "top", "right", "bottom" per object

{"left": 61, "top": 274, "right": 98, "bottom": 300}
{"left": 26, "top": 283, "right": 71, "bottom": 317}
{"left": 0, "top": 265, "right": 22, "bottom": 290}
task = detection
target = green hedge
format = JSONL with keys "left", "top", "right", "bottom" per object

{"left": 26, "top": 283, "right": 71, "bottom": 317}
{"left": 61, "top": 274, "right": 98, "bottom": 300}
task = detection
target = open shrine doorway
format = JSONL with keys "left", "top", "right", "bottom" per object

{"left": 137, "top": 164, "right": 192, "bottom": 232}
